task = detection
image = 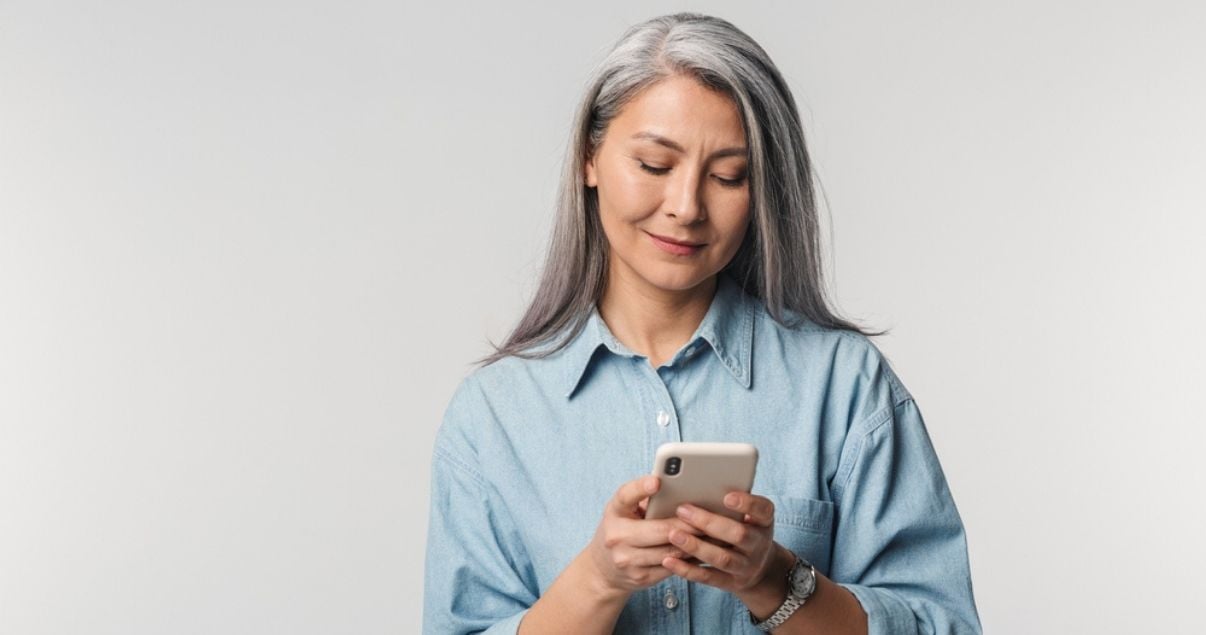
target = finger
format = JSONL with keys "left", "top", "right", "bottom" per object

{"left": 667, "top": 527, "right": 750, "bottom": 575}
{"left": 676, "top": 503, "right": 761, "bottom": 553}
{"left": 662, "top": 555, "right": 736, "bottom": 588}
{"left": 615, "top": 517, "right": 705, "bottom": 547}
{"left": 655, "top": 518, "right": 708, "bottom": 540}
{"left": 637, "top": 564, "right": 676, "bottom": 587}
{"left": 609, "top": 475, "right": 659, "bottom": 518}
{"left": 722, "top": 492, "right": 774, "bottom": 528}
{"left": 621, "top": 544, "right": 694, "bottom": 567}
{"left": 697, "top": 534, "right": 735, "bottom": 550}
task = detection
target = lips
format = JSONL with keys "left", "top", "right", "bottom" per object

{"left": 651, "top": 231, "right": 704, "bottom": 245}
{"left": 646, "top": 231, "right": 706, "bottom": 256}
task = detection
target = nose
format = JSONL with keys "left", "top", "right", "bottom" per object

{"left": 663, "top": 166, "right": 706, "bottom": 224}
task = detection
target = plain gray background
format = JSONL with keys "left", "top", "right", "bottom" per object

{"left": 2, "top": 1, "right": 1203, "bottom": 633}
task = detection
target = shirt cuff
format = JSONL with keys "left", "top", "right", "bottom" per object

{"left": 836, "top": 583, "right": 918, "bottom": 635}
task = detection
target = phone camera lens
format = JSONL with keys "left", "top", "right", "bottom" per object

{"left": 665, "top": 457, "right": 681, "bottom": 476}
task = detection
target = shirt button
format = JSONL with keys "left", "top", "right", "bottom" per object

{"left": 663, "top": 589, "right": 679, "bottom": 610}
{"left": 656, "top": 411, "right": 670, "bottom": 427}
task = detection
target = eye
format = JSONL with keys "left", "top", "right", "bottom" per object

{"left": 715, "top": 175, "right": 747, "bottom": 188}
{"left": 637, "top": 160, "right": 747, "bottom": 189}
{"left": 637, "top": 161, "right": 669, "bottom": 175}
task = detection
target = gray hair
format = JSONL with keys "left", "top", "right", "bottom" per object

{"left": 477, "top": 11, "right": 886, "bottom": 367}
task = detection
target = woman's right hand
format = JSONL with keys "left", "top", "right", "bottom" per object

{"left": 583, "top": 474, "right": 705, "bottom": 597}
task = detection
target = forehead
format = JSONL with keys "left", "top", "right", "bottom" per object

{"left": 610, "top": 75, "right": 746, "bottom": 147}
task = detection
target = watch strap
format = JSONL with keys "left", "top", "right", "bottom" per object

{"left": 749, "top": 554, "right": 815, "bottom": 632}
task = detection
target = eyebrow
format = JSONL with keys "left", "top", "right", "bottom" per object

{"left": 630, "top": 131, "right": 748, "bottom": 160}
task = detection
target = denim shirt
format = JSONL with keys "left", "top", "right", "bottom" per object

{"left": 423, "top": 274, "right": 981, "bottom": 634}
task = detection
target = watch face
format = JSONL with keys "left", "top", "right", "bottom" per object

{"left": 789, "top": 558, "right": 816, "bottom": 597}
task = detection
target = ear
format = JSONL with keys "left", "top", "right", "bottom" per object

{"left": 584, "top": 153, "right": 598, "bottom": 187}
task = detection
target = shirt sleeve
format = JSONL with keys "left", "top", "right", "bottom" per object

{"left": 422, "top": 378, "right": 539, "bottom": 635}
{"left": 828, "top": 397, "right": 983, "bottom": 635}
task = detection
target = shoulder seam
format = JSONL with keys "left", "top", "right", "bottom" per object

{"left": 432, "top": 373, "right": 494, "bottom": 488}
{"left": 832, "top": 401, "right": 891, "bottom": 506}
{"left": 832, "top": 397, "right": 918, "bottom": 506}
{"left": 433, "top": 444, "right": 488, "bottom": 489}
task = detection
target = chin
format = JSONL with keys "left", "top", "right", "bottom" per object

{"left": 635, "top": 266, "right": 714, "bottom": 293}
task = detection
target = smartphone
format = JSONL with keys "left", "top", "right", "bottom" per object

{"left": 644, "top": 442, "right": 759, "bottom": 522}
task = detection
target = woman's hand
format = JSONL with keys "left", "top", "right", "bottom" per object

{"left": 583, "top": 475, "right": 705, "bottom": 598}
{"left": 659, "top": 491, "right": 781, "bottom": 595}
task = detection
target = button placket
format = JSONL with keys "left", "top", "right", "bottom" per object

{"left": 641, "top": 361, "right": 679, "bottom": 435}
{"left": 658, "top": 579, "right": 690, "bottom": 632}
{"left": 634, "top": 356, "right": 681, "bottom": 497}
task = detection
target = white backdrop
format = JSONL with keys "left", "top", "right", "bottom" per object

{"left": 2, "top": 1, "right": 1203, "bottom": 633}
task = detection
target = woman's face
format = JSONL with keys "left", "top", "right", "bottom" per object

{"left": 585, "top": 74, "right": 752, "bottom": 295}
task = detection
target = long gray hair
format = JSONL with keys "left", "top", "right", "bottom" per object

{"left": 477, "top": 12, "right": 886, "bottom": 367}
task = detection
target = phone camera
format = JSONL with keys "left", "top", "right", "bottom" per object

{"left": 664, "top": 457, "right": 681, "bottom": 476}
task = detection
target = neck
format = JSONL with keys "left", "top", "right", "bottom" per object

{"left": 597, "top": 265, "right": 718, "bottom": 368}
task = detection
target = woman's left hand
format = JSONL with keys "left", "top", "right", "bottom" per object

{"left": 660, "top": 491, "right": 781, "bottom": 594}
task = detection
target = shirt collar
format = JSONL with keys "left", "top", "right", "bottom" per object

{"left": 562, "top": 273, "right": 755, "bottom": 398}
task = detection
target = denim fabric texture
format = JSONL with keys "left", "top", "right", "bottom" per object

{"left": 423, "top": 273, "right": 981, "bottom": 634}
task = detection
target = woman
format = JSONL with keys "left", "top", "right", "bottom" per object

{"left": 423, "top": 12, "right": 981, "bottom": 635}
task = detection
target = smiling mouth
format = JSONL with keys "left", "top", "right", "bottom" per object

{"left": 646, "top": 231, "right": 706, "bottom": 256}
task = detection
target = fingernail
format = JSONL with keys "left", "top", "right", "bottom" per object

{"left": 725, "top": 493, "right": 740, "bottom": 508}
{"left": 644, "top": 477, "right": 658, "bottom": 493}
{"left": 676, "top": 505, "right": 692, "bottom": 519}
{"left": 670, "top": 532, "right": 686, "bottom": 545}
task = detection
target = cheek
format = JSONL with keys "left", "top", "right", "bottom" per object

{"left": 596, "top": 196, "right": 643, "bottom": 254}
{"left": 599, "top": 168, "right": 659, "bottom": 221}
{"left": 716, "top": 200, "right": 752, "bottom": 246}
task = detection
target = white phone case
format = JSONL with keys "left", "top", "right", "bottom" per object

{"left": 644, "top": 442, "right": 759, "bottom": 522}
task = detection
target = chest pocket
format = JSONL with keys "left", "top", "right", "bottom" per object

{"left": 766, "top": 495, "right": 835, "bottom": 572}
{"left": 730, "top": 495, "right": 836, "bottom": 633}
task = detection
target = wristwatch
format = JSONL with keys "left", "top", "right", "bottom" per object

{"left": 749, "top": 552, "right": 817, "bottom": 632}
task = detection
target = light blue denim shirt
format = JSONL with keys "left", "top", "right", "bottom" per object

{"left": 423, "top": 273, "right": 981, "bottom": 634}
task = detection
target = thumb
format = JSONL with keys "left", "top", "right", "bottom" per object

{"left": 609, "top": 475, "right": 659, "bottom": 517}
